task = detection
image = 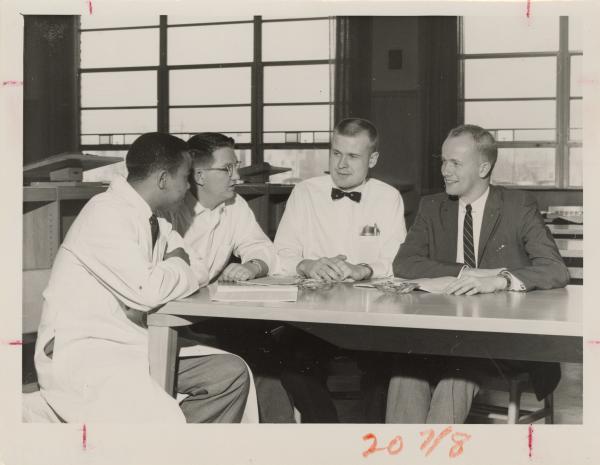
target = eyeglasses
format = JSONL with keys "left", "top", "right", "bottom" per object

{"left": 200, "top": 161, "right": 241, "bottom": 178}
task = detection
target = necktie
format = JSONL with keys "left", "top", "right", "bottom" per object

{"left": 331, "top": 187, "right": 362, "bottom": 203}
{"left": 463, "top": 204, "right": 476, "bottom": 268}
{"left": 149, "top": 214, "right": 159, "bottom": 249}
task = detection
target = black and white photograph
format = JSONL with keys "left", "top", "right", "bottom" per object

{"left": 1, "top": 0, "right": 598, "bottom": 464}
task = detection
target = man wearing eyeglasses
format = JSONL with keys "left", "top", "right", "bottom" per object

{"left": 163, "top": 133, "right": 293, "bottom": 423}
{"left": 165, "top": 132, "right": 276, "bottom": 285}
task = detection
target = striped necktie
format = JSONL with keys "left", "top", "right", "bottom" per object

{"left": 463, "top": 204, "right": 476, "bottom": 268}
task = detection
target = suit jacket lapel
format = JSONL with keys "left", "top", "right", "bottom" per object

{"left": 440, "top": 196, "right": 458, "bottom": 263}
{"left": 479, "top": 186, "right": 502, "bottom": 263}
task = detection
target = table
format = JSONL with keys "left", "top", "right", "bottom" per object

{"left": 147, "top": 284, "right": 582, "bottom": 395}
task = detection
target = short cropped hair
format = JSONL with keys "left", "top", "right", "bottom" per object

{"left": 334, "top": 118, "right": 379, "bottom": 153}
{"left": 188, "top": 133, "right": 235, "bottom": 168}
{"left": 447, "top": 124, "right": 498, "bottom": 173}
{"left": 126, "top": 132, "right": 188, "bottom": 182}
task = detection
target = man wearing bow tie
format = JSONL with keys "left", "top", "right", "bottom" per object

{"left": 275, "top": 118, "right": 407, "bottom": 281}
{"left": 273, "top": 118, "right": 407, "bottom": 422}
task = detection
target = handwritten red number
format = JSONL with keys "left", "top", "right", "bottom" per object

{"left": 362, "top": 433, "right": 385, "bottom": 458}
{"left": 419, "top": 429, "right": 435, "bottom": 451}
{"left": 420, "top": 426, "right": 453, "bottom": 456}
{"left": 449, "top": 432, "right": 471, "bottom": 458}
{"left": 386, "top": 435, "right": 404, "bottom": 455}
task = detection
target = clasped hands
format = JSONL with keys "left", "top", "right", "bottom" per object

{"left": 443, "top": 268, "right": 508, "bottom": 296}
{"left": 297, "top": 255, "right": 371, "bottom": 282}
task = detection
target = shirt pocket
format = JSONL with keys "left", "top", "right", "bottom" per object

{"left": 355, "top": 235, "right": 381, "bottom": 264}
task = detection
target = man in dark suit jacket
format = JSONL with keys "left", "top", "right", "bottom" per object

{"left": 387, "top": 124, "right": 569, "bottom": 424}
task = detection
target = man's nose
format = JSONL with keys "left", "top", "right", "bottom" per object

{"left": 337, "top": 154, "right": 349, "bottom": 167}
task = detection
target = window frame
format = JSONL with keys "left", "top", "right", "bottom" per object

{"left": 78, "top": 15, "right": 336, "bottom": 165}
{"left": 458, "top": 16, "right": 582, "bottom": 189}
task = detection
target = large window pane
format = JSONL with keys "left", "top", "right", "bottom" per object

{"left": 170, "top": 68, "right": 251, "bottom": 105}
{"left": 264, "top": 64, "right": 332, "bottom": 103}
{"left": 492, "top": 148, "right": 556, "bottom": 186}
{"left": 262, "top": 20, "right": 332, "bottom": 61}
{"left": 80, "top": 16, "right": 158, "bottom": 29}
{"left": 264, "top": 105, "right": 331, "bottom": 132}
{"left": 570, "top": 99, "right": 582, "bottom": 141}
{"left": 264, "top": 149, "right": 329, "bottom": 183}
{"left": 81, "top": 29, "right": 159, "bottom": 68}
{"left": 463, "top": 17, "right": 559, "bottom": 53}
{"left": 569, "top": 147, "right": 582, "bottom": 187}
{"left": 570, "top": 55, "right": 582, "bottom": 97}
{"left": 568, "top": 16, "right": 583, "bottom": 51}
{"left": 465, "top": 100, "right": 555, "bottom": 131}
{"left": 168, "top": 24, "right": 253, "bottom": 65}
{"left": 81, "top": 109, "right": 156, "bottom": 134}
{"left": 464, "top": 57, "right": 556, "bottom": 98}
{"left": 81, "top": 71, "right": 157, "bottom": 107}
{"left": 170, "top": 107, "right": 251, "bottom": 133}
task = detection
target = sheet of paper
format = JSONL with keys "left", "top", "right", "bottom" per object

{"left": 209, "top": 283, "right": 298, "bottom": 302}
{"left": 412, "top": 276, "right": 457, "bottom": 294}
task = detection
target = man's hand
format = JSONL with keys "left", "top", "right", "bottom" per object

{"left": 164, "top": 247, "right": 190, "bottom": 265}
{"left": 297, "top": 255, "right": 350, "bottom": 281}
{"left": 444, "top": 275, "right": 507, "bottom": 296}
{"left": 345, "top": 262, "right": 373, "bottom": 281}
{"left": 220, "top": 263, "right": 258, "bottom": 282}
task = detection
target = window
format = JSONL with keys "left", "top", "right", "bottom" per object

{"left": 79, "top": 15, "right": 335, "bottom": 183}
{"left": 460, "top": 16, "right": 582, "bottom": 188}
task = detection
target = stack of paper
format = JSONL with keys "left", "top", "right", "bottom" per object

{"left": 209, "top": 282, "right": 298, "bottom": 302}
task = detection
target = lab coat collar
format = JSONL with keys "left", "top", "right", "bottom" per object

{"left": 108, "top": 176, "right": 153, "bottom": 219}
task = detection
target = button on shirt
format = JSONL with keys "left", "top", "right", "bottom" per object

{"left": 274, "top": 175, "right": 407, "bottom": 278}
{"left": 166, "top": 191, "right": 276, "bottom": 285}
{"left": 456, "top": 187, "right": 525, "bottom": 291}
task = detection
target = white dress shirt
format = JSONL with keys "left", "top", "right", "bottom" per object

{"left": 456, "top": 187, "right": 525, "bottom": 291}
{"left": 274, "top": 175, "right": 407, "bottom": 278}
{"left": 166, "top": 191, "right": 276, "bottom": 284}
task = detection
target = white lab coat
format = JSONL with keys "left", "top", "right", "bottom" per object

{"left": 34, "top": 176, "right": 258, "bottom": 423}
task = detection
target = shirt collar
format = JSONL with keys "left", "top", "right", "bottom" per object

{"left": 185, "top": 190, "right": 226, "bottom": 217}
{"left": 329, "top": 176, "right": 369, "bottom": 193}
{"left": 459, "top": 186, "right": 490, "bottom": 213}
{"left": 108, "top": 175, "right": 152, "bottom": 218}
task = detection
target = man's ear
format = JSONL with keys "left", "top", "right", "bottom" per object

{"left": 479, "top": 161, "right": 492, "bottom": 178}
{"left": 368, "top": 151, "right": 379, "bottom": 169}
{"left": 193, "top": 170, "right": 205, "bottom": 187}
{"left": 157, "top": 170, "right": 168, "bottom": 190}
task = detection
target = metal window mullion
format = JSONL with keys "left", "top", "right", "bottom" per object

{"left": 158, "top": 16, "right": 169, "bottom": 133}
{"left": 556, "top": 16, "right": 570, "bottom": 188}
{"left": 251, "top": 16, "right": 263, "bottom": 164}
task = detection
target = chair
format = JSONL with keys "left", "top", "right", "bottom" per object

{"left": 469, "top": 372, "right": 554, "bottom": 424}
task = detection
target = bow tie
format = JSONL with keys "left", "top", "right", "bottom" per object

{"left": 331, "top": 187, "right": 362, "bottom": 203}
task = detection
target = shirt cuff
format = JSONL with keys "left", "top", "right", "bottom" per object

{"left": 506, "top": 271, "right": 527, "bottom": 291}
{"left": 457, "top": 265, "right": 470, "bottom": 278}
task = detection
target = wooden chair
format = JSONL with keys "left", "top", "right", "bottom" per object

{"left": 469, "top": 372, "right": 554, "bottom": 424}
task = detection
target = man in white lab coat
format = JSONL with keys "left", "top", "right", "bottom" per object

{"left": 34, "top": 133, "right": 252, "bottom": 423}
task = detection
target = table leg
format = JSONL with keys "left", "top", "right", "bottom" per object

{"left": 148, "top": 325, "right": 179, "bottom": 397}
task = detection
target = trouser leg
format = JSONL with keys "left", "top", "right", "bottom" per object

{"left": 254, "top": 374, "right": 296, "bottom": 423}
{"left": 426, "top": 376, "right": 480, "bottom": 424}
{"left": 280, "top": 369, "right": 339, "bottom": 423}
{"left": 386, "top": 374, "right": 432, "bottom": 423}
{"left": 176, "top": 354, "right": 250, "bottom": 423}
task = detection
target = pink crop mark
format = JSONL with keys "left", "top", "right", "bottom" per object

{"left": 82, "top": 424, "right": 87, "bottom": 450}
{"left": 87, "top": 0, "right": 93, "bottom": 15}
{"left": 528, "top": 425, "right": 533, "bottom": 458}
{"left": 526, "top": 0, "right": 532, "bottom": 18}
{"left": 2, "top": 80, "right": 23, "bottom": 86}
